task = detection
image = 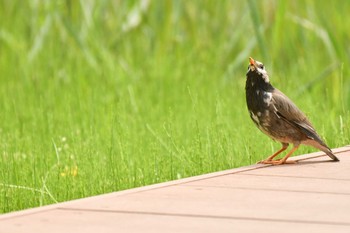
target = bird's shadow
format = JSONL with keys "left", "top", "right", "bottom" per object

{"left": 291, "top": 155, "right": 339, "bottom": 166}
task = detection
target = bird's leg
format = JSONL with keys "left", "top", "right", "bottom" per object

{"left": 264, "top": 144, "right": 300, "bottom": 165}
{"left": 258, "top": 143, "right": 288, "bottom": 164}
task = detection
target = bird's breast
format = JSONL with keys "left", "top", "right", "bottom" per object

{"left": 246, "top": 87, "right": 273, "bottom": 113}
{"left": 246, "top": 86, "right": 275, "bottom": 130}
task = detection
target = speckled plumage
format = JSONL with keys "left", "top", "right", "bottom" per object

{"left": 245, "top": 57, "right": 339, "bottom": 164}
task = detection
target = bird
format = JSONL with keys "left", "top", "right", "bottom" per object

{"left": 245, "top": 57, "right": 339, "bottom": 165}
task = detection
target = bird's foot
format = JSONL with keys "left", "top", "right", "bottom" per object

{"left": 257, "top": 159, "right": 297, "bottom": 165}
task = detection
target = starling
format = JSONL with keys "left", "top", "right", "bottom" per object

{"left": 245, "top": 57, "right": 339, "bottom": 165}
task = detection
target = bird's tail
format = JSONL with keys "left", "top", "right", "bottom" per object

{"left": 304, "top": 140, "right": 339, "bottom": 161}
{"left": 324, "top": 149, "right": 339, "bottom": 162}
{"left": 316, "top": 144, "right": 339, "bottom": 161}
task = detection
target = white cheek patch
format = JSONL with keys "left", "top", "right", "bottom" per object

{"left": 257, "top": 67, "right": 266, "bottom": 74}
{"left": 257, "top": 68, "right": 269, "bottom": 83}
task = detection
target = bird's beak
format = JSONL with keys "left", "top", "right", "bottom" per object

{"left": 249, "top": 57, "right": 256, "bottom": 70}
{"left": 249, "top": 57, "right": 255, "bottom": 66}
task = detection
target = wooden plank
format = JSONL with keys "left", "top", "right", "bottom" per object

{"left": 62, "top": 182, "right": 350, "bottom": 224}
{"left": 245, "top": 149, "right": 350, "bottom": 179}
{"left": 0, "top": 210, "right": 349, "bottom": 233}
{"left": 2, "top": 209, "right": 350, "bottom": 233}
{"left": 0, "top": 163, "right": 269, "bottom": 220}
{"left": 181, "top": 173, "right": 350, "bottom": 194}
{"left": 0, "top": 146, "right": 349, "bottom": 233}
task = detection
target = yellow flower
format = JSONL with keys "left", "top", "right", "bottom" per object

{"left": 60, "top": 165, "right": 78, "bottom": 177}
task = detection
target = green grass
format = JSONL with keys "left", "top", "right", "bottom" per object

{"left": 0, "top": 0, "right": 349, "bottom": 213}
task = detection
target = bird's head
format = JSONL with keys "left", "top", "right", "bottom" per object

{"left": 247, "top": 57, "right": 270, "bottom": 83}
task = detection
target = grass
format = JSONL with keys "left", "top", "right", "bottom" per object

{"left": 0, "top": 0, "right": 349, "bottom": 213}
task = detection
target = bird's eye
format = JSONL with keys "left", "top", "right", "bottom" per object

{"left": 259, "top": 64, "right": 264, "bottom": 69}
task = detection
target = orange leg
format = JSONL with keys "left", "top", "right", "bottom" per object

{"left": 258, "top": 143, "right": 288, "bottom": 164}
{"left": 260, "top": 144, "right": 300, "bottom": 165}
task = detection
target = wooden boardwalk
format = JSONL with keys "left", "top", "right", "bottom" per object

{"left": 1, "top": 146, "right": 350, "bottom": 233}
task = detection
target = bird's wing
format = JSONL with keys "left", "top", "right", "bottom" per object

{"left": 271, "top": 89, "right": 329, "bottom": 148}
